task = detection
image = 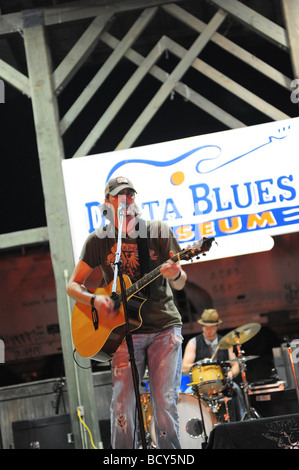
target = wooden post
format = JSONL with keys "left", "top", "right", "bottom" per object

{"left": 22, "top": 9, "right": 100, "bottom": 449}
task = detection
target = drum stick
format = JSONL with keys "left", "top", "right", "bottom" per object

{"left": 211, "top": 344, "right": 220, "bottom": 360}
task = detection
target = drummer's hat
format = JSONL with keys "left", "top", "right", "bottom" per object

{"left": 197, "top": 309, "right": 222, "bottom": 326}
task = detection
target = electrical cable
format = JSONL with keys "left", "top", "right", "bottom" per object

{"left": 73, "top": 348, "right": 93, "bottom": 369}
{"left": 77, "top": 407, "right": 98, "bottom": 450}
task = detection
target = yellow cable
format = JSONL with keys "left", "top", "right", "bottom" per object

{"left": 77, "top": 408, "right": 98, "bottom": 450}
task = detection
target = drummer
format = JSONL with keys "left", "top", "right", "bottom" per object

{"left": 182, "top": 309, "right": 244, "bottom": 420}
{"left": 182, "top": 309, "right": 239, "bottom": 378}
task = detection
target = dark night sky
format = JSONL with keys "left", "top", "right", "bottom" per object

{"left": 0, "top": 11, "right": 298, "bottom": 236}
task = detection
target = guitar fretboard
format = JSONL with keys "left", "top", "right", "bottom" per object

{"left": 113, "top": 241, "right": 211, "bottom": 304}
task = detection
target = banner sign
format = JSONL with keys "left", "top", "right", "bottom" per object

{"left": 62, "top": 117, "right": 299, "bottom": 262}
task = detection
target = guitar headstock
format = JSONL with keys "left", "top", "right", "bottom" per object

{"left": 182, "top": 237, "right": 216, "bottom": 262}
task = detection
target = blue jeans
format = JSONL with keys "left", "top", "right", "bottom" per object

{"left": 110, "top": 326, "right": 183, "bottom": 449}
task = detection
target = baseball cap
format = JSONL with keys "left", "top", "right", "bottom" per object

{"left": 104, "top": 176, "right": 137, "bottom": 199}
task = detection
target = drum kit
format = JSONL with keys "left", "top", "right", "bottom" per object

{"left": 140, "top": 322, "right": 262, "bottom": 449}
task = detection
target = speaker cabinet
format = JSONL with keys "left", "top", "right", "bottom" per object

{"left": 12, "top": 414, "right": 74, "bottom": 449}
{"left": 249, "top": 388, "right": 299, "bottom": 417}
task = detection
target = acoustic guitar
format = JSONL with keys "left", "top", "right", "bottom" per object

{"left": 71, "top": 237, "right": 215, "bottom": 362}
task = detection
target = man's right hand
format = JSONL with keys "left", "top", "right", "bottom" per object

{"left": 94, "top": 295, "right": 118, "bottom": 318}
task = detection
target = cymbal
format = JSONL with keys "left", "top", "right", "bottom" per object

{"left": 218, "top": 323, "right": 261, "bottom": 349}
{"left": 223, "top": 355, "right": 259, "bottom": 363}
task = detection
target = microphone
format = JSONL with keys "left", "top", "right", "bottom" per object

{"left": 118, "top": 201, "right": 127, "bottom": 212}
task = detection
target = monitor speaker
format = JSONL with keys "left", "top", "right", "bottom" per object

{"left": 207, "top": 413, "right": 299, "bottom": 449}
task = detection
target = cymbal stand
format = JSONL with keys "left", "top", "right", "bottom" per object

{"left": 235, "top": 333, "right": 261, "bottom": 420}
{"left": 223, "top": 396, "right": 231, "bottom": 423}
{"left": 207, "top": 393, "right": 231, "bottom": 423}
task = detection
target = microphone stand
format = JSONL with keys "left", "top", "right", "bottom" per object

{"left": 194, "top": 387, "right": 208, "bottom": 449}
{"left": 112, "top": 205, "right": 147, "bottom": 449}
{"left": 52, "top": 377, "right": 66, "bottom": 415}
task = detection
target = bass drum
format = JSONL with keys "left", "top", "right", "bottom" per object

{"left": 151, "top": 393, "right": 216, "bottom": 449}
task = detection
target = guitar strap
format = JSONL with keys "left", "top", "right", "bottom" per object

{"left": 90, "top": 294, "right": 99, "bottom": 331}
{"left": 136, "top": 219, "right": 151, "bottom": 297}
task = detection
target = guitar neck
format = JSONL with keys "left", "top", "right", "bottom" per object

{"left": 126, "top": 265, "right": 162, "bottom": 299}
{"left": 115, "top": 237, "right": 213, "bottom": 302}
{"left": 126, "top": 251, "right": 188, "bottom": 299}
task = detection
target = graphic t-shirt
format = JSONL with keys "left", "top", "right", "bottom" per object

{"left": 79, "top": 219, "right": 182, "bottom": 334}
{"left": 105, "top": 239, "right": 142, "bottom": 282}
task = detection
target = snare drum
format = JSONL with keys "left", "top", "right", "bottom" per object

{"left": 190, "top": 359, "right": 224, "bottom": 395}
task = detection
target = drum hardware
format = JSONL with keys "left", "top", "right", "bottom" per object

{"left": 211, "top": 323, "right": 262, "bottom": 421}
{"left": 222, "top": 396, "right": 230, "bottom": 423}
{"left": 204, "top": 392, "right": 232, "bottom": 422}
{"left": 217, "top": 323, "right": 261, "bottom": 420}
{"left": 205, "top": 395, "right": 220, "bottom": 414}
{"left": 202, "top": 370, "right": 237, "bottom": 423}
{"left": 237, "top": 345, "right": 261, "bottom": 420}
{"left": 223, "top": 355, "right": 259, "bottom": 363}
{"left": 216, "top": 383, "right": 232, "bottom": 423}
